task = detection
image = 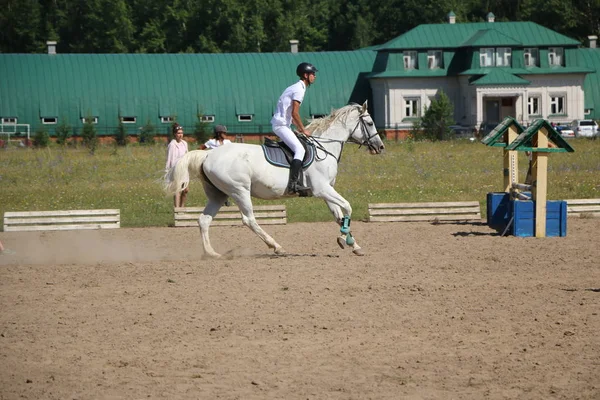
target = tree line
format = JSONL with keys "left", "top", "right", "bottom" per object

{"left": 1, "top": 0, "right": 599, "bottom": 54}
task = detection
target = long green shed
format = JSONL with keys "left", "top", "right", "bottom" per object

{"left": 0, "top": 51, "right": 376, "bottom": 137}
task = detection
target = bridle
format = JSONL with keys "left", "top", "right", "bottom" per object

{"left": 308, "top": 112, "right": 379, "bottom": 163}
{"left": 347, "top": 113, "right": 380, "bottom": 152}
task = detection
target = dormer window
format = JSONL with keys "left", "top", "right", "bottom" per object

{"left": 524, "top": 48, "right": 539, "bottom": 67}
{"left": 403, "top": 51, "right": 417, "bottom": 70}
{"left": 548, "top": 47, "right": 564, "bottom": 66}
{"left": 427, "top": 50, "right": 443, "bottom": 69}
{"left": 480, "top": 48, "right": 494, "bottom": 67}
{"left": 495, "top": 48, "right": 512, "bottom": 66}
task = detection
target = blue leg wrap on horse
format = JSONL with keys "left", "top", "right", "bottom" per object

{"left": 340, "top": 216, "right": 351, "bottom": 234}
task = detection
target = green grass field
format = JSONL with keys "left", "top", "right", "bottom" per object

{"left": 1, "top": 138, "right": 599, "bottom": 229}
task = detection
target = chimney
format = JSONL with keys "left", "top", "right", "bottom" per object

{"left": 447, "top": 11, "right": 456, "bottom": 24}
{"left": 486, "top": 12, "right": 495, "bottom": 23}
{"left": 47, "top": 41, "right": 57, "bottom": 55}
{"left": 588, "top": 35, "right": 598, "bottom": 48}
{"left": 289, "top": 39, "right": 299, "bottom": 54}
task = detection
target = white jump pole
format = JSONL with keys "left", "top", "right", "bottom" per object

{"left": 512, "top": 183, "right": 532, "bottom": 191}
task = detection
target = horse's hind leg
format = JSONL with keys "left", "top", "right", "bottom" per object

{"left": 231, "top": 192, "right": 285, "bottom": 255}
{"left": 198, "top": 186, "right": 228, "bottom": 258}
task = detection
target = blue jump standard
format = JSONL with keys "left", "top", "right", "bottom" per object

{"left": 486, "top": 192, "right": 568, "bottom": 237}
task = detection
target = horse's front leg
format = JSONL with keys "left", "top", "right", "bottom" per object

{"left": 321, "top": 189, "right": 364, "bottom": 256}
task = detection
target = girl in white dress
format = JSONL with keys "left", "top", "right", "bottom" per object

{"left": 166, "top": 124, "right": 189, "bottom": 207}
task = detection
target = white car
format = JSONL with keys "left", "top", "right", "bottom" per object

{"left": 556, "top": 125, "right": 575, "bottom": 138}
{"left": 571, "top": 119, "right": 598, "bottom": 138}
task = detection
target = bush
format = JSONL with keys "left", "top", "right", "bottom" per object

{"left": 194, "top": 114, "right": 211, "bottom": 144}
{"left": 114, "top": 121, "right": 128, "bottom": 146}
{"left": 81, "top": 117, "right": 98, "bottom": 153}
{"left": 55, "top": 119, "right": 72, "bottom": 146}
{"left": 420, "top": 90, "right": 454, "bottom": 141}
{"left": 408, "top": 119, "right": 422, "bottom": 142}
{"left": 33, "top": 126, "right": 50, "bottom": 148}
{"left": 139, "top": 120, "right": 156, "bottom": 145}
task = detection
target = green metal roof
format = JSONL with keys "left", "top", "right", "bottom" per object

{"left": 460, "top": 66, "right": 594, "bottom": 75}
{"left": 0, "top": 51, "right": 376, "bottom": 135}
{"left": 506, "top": 119, "right": 574, "bottom": 152}
{"left": 480, "top": 116, "right": 525, "bottom": 147}
{"left": 379, "top": 21, "right": 581, "bottom": 50}
{"left": 470, "top": 70, "right": 530, "bottom": 86}
{"left": 367, "top": 69, "right": 449, "bottom": 79}
{"left": 460, "top": 29, "right": 523, "bottom": 47}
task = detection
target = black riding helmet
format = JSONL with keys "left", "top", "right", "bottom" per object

{"left": 296, "top": 62, "right": 318, "bottom": 78}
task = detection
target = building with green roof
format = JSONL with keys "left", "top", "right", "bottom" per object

{"left": 368, "top": 12, "right": 597, "bottom": 132}
{"left": 0, "top": 50, "right": 376, "bottom": 138}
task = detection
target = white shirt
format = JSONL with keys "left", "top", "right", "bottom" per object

{"left": 270, "top": 80, "right": 306, "bottom": 127}
{"left": 203, "top": 138, "right": 232, "bottom": 149}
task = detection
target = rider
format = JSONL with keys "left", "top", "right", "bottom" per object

{"left": 271, "top": 62, "right": 317, "bottom": 195}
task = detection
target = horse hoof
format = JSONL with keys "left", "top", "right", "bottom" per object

{"left": 352, "top": 248, "right": 365, "bottom": 256}
{"left": 274, "top": 247, "right": 287, "bottom": 256}
{"left": 337, "top": 236, "right": 346, "bottom": 249}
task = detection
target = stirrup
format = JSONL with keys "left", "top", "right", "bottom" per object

{"left": 285, "top": 182, "right": 309, "bottom": 195}
{"left": 286, "top": 183, "right": 311, "bottom": 197}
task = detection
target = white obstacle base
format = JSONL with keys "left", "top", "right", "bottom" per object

{"left": 174, "top": 205, "right": 287, "bottom": 227}
{"left": 368, "top": 201, "right": 481, "bottom": 222}
{"left": 565, "top": 199, "right": 600, "bottom": 218}
{"left": 3, "top": 209, "right": 120, "bottom": 232}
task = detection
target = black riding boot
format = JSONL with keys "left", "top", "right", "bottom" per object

{"left": 286, "top": 159, "right": 310, "bottom": 195}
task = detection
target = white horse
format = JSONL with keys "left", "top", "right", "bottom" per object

{"left": 164, "top": 101, "right": 385, "bottom": 258}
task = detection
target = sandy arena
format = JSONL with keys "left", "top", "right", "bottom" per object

{"left": 1, "top": 219, "right": 599, "bottom": 399}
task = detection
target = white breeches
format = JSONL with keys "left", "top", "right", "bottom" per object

{"left": 272, "top": 125, "right": 305, "bottom": 160}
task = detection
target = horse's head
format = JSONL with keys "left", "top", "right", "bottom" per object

{"left": 348, "top": 101, "right": 385, "bottom": 155}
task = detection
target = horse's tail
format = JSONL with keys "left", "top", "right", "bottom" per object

{"left": 163, "top": 150, "right": 209, "bottom": 196}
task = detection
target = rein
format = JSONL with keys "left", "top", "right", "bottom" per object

{"left": 308, "top": 113, "right": 377, "bottom": 164}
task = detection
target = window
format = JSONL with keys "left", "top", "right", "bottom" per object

{"left": 550, "top": 95, "right": 565, "bottom": 114}
{"left": 201, "top": 115, "right": 215, "bottom": 123}
{"left": 403, "top": 51, "right": 417, "bottom": 70}
{"left": 496, "top": 48, "right": 512, "bottom": 66}
{"left": 404, "top": 98, "right": 420, "bottom": 118}
{"left": 41, "top": 117, "right": 57, "bottom": 124}
{"left": 548, "top": 47, "right": 564, "bottom": 66}
{"left": 1, "top": 117, "right": 17, "bottom": 124}
{"left": 480, "top": 48, "right": 494, "bottom": 67}
{"left": 527, "top": 97, "right": 540, "bottom": 116}
{"left": 427, "top": 50, "right": 443, "bottom": 69}
{"left": 81, "top": 117, "right": 98, "bottom": 124}
{"left": 160, "top": 116, "right": 174, "bottom": 123}
{"left": 524, "top": 48, "right": 539, "bottom": 67}
{"left": 120, "top": 116, "right": 136, "bottom": 123}
{"left": 238, "top": 114, "right": 253, "bottom": 122}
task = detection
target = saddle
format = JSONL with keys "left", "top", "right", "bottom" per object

{"left": 261, "top": 136, "right": 315, "bottom": 169}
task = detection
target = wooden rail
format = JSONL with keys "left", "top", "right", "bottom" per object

{"left": 565, "top": 199, "right": 600, "bottom": 218}
{"left": 3, "top": 209, "right": 120, "bottom": 232}
{"left": 368, "top": 201, "right": 481, "bottom": 222}
{"left": 174, "top": 205, "right": 287, "bottom": 227}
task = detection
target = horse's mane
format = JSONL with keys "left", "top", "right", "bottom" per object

{"left": 306, "top": 103, "right": 361, "bottom": 136}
